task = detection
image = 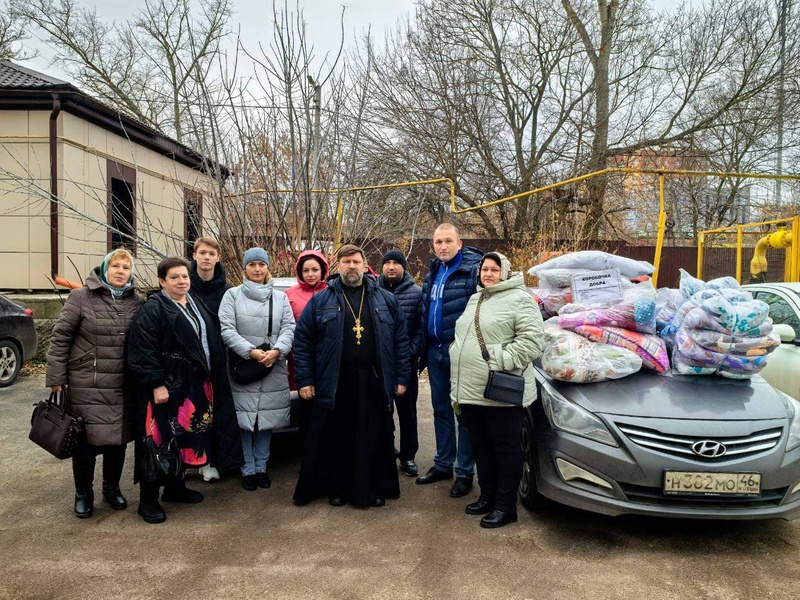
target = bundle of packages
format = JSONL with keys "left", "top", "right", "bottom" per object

{"left": 554, "top": 282, "right": 669, "bottom": 373}
{"left": 541, "top": 322, "right": 643, "bottom": 383}
{"left": 529, "top": 251, "right": 655, "bottom": 319}
{"left": 657, "top": 270, "right": 778, "bottom": 379}
{"left": 657, "top": 269, "right": 740, "bottom": 338}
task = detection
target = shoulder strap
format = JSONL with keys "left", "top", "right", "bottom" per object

{"left": 474, "top": 293, "right": 490, "bottom": 362}
{"left": 267, "top": 293, "right": 274, "bottom": 339}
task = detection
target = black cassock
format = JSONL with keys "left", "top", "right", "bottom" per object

{"left": 293, "top": 284, "right": 400, "bottom": 506}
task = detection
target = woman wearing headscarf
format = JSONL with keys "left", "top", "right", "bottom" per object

{"left": 219, "top": 248, "right": 296, "bottom": 491}
{"left": 285, "top": 250, "right": 329, "bottom": 436}
{"left": 46, "top": 249, "right": 143, "bottom": 518}
{"left": 449, "top": 252, "right": 544, "bottom": 528}
{"left": 127, "top": 256, "right": 238, "bottom": 524}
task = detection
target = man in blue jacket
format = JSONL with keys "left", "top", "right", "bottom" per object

{"left": 292, "top": 245, "right": 411, "bottom": 508}
{"left": 379, "top": 249, "right": 424, "bottom": 477}
{"left": 417, "top": 224, "right": 483, "bottom": 498}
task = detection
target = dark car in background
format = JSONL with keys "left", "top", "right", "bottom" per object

{"left": 0, "top": 295, "right": 38, "bottom": 387}
{"left": 521, "top": 366, "right": 800, "bottom": 520}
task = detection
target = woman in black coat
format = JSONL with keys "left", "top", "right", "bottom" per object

{"left": 127, "top": 257, "right": 242, "bottom": 524}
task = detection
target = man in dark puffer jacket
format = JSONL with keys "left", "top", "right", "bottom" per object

{"left": 417, "top": 224, "right": 483, "bottom": 498}
{"left": 379, "top": 249, "right": 423, "bottom": 477}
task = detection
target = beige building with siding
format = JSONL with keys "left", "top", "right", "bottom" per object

{"left": 0, "top": 61, "right": 225, "bottom": 291}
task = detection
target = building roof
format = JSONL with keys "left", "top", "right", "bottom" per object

{"left": 0, "top": 60, "right": 228, "bottom": 179}
{"left": 0, "top": 61, "right": 73, "bottom": 88}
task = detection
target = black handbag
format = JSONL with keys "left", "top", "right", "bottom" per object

{"left": 29, "top": 389, "right": 85, "bottom": 459}
{"left": 228, "top": 294, "right": 275, "bottom": 385}
{"left": 140, "top": 407, "right": 182, "bottom": 485}
{"left": 474, "top": 294, "right": 525, "bottom": 406}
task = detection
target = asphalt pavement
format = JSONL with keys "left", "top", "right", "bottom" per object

{"left": 2, "top": 374, "right": 800, "bottom": 600}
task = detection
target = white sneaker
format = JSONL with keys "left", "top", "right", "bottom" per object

{"left": 199, "top": 465, "right": 220, "bottom": 481}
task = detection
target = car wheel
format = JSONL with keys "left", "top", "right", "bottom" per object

{"left": 0, "top": 340, "right": 21, "bottom": 388}
{"left": 519, "top": 410, "right": 551, "bottom": 510}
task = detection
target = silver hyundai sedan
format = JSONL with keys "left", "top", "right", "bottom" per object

{"left": 521, "top": 366, "right": 800, "bottom": 520}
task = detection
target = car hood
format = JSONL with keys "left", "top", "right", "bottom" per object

{"left": 538, "top": 369, "right": 789, "bottom": 421}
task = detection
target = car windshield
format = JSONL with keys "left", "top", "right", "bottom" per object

{"left": 757, "top": 290, "right": 800, "bottom": 333}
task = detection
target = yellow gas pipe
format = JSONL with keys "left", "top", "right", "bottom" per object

{"left": 750, "top": 229, "right": 793, "bottom": 282}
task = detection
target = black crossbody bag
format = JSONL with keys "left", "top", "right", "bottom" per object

{"left": 474, "top": 294, "right": 525, "bottom": 406}
{"left": 229, "top": 294, "right": 274, "bottom": 385}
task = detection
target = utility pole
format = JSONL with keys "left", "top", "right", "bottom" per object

{"left": 306, "top": 76, "right": 322, "bottom": 245}
{"left": 776, "top": 0, "right": 788, "bottom": 207}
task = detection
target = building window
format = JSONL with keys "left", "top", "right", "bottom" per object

{"left": 107, "top": 161, "right": 136, "bottom": 255}
{"left": 185, "top": 189, "right": 203, "bottom": 258}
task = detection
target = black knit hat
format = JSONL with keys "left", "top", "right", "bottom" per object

{"left": 381, "top": 249, "right": 408, "bottom": 270}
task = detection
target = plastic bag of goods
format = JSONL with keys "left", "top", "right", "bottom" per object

{"left": 541, "top": 322, "right": 643, "bottom": 383}
{"left": 678, "top": 268, "right": 740, "bottom": 298}
{"left": 556, "top": 297, "right": 657, "bottom": 334}
{"left": 657, "top": 269, "right": 742, "bottom": 335}
{"left": 530, "top": 287, "right": 572, "bottom": 318}
{"left": 659, "top": 287, "right": 757, "bottom": 339}
{"left": 567, "top": 324, "right": 670, "bottom": 373}
{"left": 656, "top": 287, "right": 686, "bottom": 332}
{"left": 657, "top": 270, "right": 778, "bottom": 379}
{"left": 672, "top": 328, "right": 772, "bottom": 379}
{"left": 529, "top": 251, "right": 655, "bottom": 280}
{"left": 560, "top": 278, "right": 656, "bottom": 315}
{"left": 688, "top": 328, "right": 779, "bottom": 356}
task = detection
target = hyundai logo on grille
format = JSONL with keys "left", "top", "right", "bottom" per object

{"left": 691, "top": 440, "right": 727, "bottom": 458}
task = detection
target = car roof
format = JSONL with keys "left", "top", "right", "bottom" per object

{"left": 271, "top": 277, "right": 296, "bottom": 292}
{"left": 743, "top": 282, "right": 800, "bottom": 293}
{"left": 0, "top": 294, "right": 23, "bottom": 310}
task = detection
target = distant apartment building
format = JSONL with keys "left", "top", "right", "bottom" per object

{"left": 608, "top": 148, "right": 753, "bottom": 238}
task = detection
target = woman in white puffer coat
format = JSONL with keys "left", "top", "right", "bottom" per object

{"left": 219, "top": 247, "right": 295, "bottom": 491}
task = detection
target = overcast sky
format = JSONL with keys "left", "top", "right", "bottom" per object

{"left": 24, "top": 0, "right": 418, "bottom": 79}
{"left": 22, "top": 0, "right": 690, "bottom": 81}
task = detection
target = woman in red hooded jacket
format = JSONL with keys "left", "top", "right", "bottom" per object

{"left": 285, "top": 250, "right": 330, "bottom": 437}
{"left": 285, "top": 250, "right": 330, "bottom": 321}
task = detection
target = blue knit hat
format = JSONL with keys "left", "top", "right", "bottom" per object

{"left": 242, "top": 247, "right": 270, "bottom": 268}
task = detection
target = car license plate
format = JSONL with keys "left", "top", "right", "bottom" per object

{"left": 663, "top": 471, "right": 761, "bottom": 497}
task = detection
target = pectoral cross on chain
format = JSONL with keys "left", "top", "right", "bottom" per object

{"left": 353, "top": 318, "right": 364, "bottom": 345}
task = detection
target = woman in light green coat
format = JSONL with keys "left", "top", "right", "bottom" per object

{"left": 449, "top": 252, "right": 544, "bottom": 528}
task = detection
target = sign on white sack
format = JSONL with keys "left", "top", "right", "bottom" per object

{"left": 571, "top": 269, "right": 623, "bottom": 304}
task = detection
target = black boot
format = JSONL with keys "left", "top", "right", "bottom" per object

{"left": 137, "top": 484, "right": 166, "bottom": 524}
{"left": 74, "top": 488, "right": 94, "bottom": 518}
{"left": 162, "top": 479, "right": 204, "bottom": 504}
{"left": 102, "top": 481, "right": 128, "bottom": 510}
{"left": 101, "top": 445, "right": 127, "bottom": 510}
{"left": 72, "top": 447, "right": 96, "bottom": 518}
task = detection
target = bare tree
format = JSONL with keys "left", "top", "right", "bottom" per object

{"left": 14, "top": 0, "right": 232, "bottom": 142}
{"left": 567, "top": 0, "right": 798, "bottom": 236}
{"left": 0, "top": 1, "right": 34, "bottom": 60}
{"left": 357, "top": 0, "right": 592, "bottom": 239}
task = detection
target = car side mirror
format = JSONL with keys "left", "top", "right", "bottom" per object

{"left": 773, "top": 323, "right": 797, "bottom": 343}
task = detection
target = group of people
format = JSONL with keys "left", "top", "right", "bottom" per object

{"left": 45, "top": 224, "right": 544, "bottom": 529}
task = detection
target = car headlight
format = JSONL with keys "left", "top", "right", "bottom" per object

{"left": 778, "top": 391, "right": 800, "bottom": 452}
{"left": 540, "top": 383, "right": 618, "bottom": 447}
